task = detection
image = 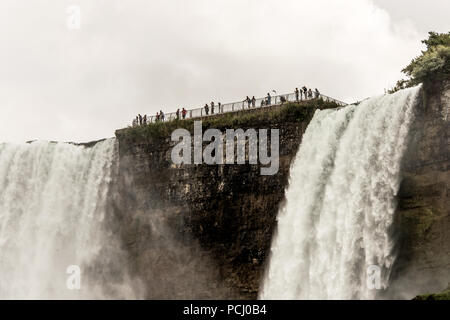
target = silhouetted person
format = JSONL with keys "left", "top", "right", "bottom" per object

{"left": 302, "top": 86, "right": 307, "bottom": 99}
{"left": 251, "top": 96, "right": 256, "bottom": 108}
{"left": 308, "top": 88, "right": 313, "bottom": 99}
{"left": 160, "top": 110, "right": 165, "bottom": 121}
{"left": 143, "top": 114, "right": 147, "bottom": 125}
{"left": 204, "top": 103, "right": 209, "bottom": 115}
{"left": 295, "top": 88, "right": 300, "bottom": 101}
{"left": 267, "top": 93, "right": 271, "bottom": 105}
{"left": 138, "top": 114, "right": 142, "bottom": 125}
{"left": 182, "top": 108, "right": 187, "bottom": 119}
{"left": 176, "top": 108, "right": 180, "bottom": 120}
{"left": 218, "top": 102, "right": 222, "bottom": 113}
{"left": 315, "top": 88, "right": 320, "bottom": 98}
{"left": 246, "top": 96, "right": 251, "bottom": 108}
{"left": 211, "top": 101, "right": 215, "bottom": 114}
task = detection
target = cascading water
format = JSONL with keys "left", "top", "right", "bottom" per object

{"left": 0, "top": 139, "right": 137, "bottom": 299}
{"left": 261, "top": 86, "right": 421, "bottom": 300}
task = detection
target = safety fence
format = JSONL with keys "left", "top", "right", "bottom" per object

{"left": 135, "top": 91, "right": 347, "bottom": 124}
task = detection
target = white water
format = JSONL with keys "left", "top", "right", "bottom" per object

{"left": 0, "top": 139, "right": 137, "bottom": 299}
{"left": 261, "top": 86, "right": 421, "bottom": 299}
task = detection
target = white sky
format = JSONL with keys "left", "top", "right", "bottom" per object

{"left": 0, "top": 0, "right": 448, "bottom": 143}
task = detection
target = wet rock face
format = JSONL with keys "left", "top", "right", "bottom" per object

{"left": 114, "top": 105, "right": 317, "bottom": 299}
{"left": 392, "top": 80, "right": 450, "bottom": 298}
{"left": 112, "top": 83, "right": 449, "bottom": 299}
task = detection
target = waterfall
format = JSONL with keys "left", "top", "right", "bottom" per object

{"left": 260, "top": 86, "right": 421, "bottom": 300}
{"left": 0, "top": 139, "right": 137, "bottom": 299}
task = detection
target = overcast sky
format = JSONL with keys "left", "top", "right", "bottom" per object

{"left": 0, "top": 0, "right": 448, "bottom": 143}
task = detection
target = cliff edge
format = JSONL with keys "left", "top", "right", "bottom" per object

{"left": 112, "top": 84, "right": 449, "bottom": 299}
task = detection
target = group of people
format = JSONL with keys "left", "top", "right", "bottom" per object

{"left": 133, "top": 114, "right": 148, "bottom": 126}
{"left": 132, "top": 86, "right": 322, "bottom": 126}
{"left": 244, "top": 96, "right": 257, "bottom": 108}
{"left": 244, "top": 94, "right": 276, "bottom": 107}
{"left": 295, "top": 87, "right": 320, "bottom": 101}
{"left": 133, "top": 109, "right": 166, "bottom": 126}
{"left": 175, "top": 108, "right": 188, "bottom": 119}
{"left": 203, "top": 101, "right": 222, "bottom": 115}
{"left": 261, "top": 93, "right": 272, "bottom": 107}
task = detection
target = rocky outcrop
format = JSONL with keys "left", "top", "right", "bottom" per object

{"left": 113, "top": 102, "right": 321, "bottom": 299}
{"left": 390, "top": 80, "right": 450, "bottom": 298}
{"left": 413, "top": 283, "right": 450, "bottom": 300}
{"left": 111, "top": 83, "right": 449, "bottom": 300}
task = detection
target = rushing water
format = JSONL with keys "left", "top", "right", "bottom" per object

{"left": 0, "top": 139, "right": 137, "bottom": 299}
{"left": 261, "top": 86, "right": 421, "bottom": 299}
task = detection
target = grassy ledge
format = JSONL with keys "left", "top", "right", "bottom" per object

{"left": 413, "top": 289, "right": 450, "bottom": 300}
{"left": 116, "top": 99, "right": 341, "bottom": 144}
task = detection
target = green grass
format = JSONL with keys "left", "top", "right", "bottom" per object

{"left": 414, "top": 289, "right": 450, "bottom": 300}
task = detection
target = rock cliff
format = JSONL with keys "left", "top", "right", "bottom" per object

{"left": 111, "top": 84, "right": 449, "bottom": 299}
{"left": 390, "top": 80, "right": 450, "bottom": 298}
{"left": 113, "top": 102, "right": 323, "bottom": 299}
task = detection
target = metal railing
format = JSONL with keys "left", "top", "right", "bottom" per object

{"left": 134, "top": 91, "right": 347, "bottom": 125}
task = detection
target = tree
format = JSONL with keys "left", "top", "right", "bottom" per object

{"left": 389, "top": 31, "right": 450, "bottom": 93}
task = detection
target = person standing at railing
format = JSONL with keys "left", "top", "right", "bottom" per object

{"left": 308, "top": 88, "right": 313, "bottom": 99}
{"left": 143, "top": 114, "right": 147, "bottom": 125}
{"left": 160, "top": 110, "right": 165, "bottom": 121}
{"left": 251, "top": 96, "right": 256, "bottom": 108}
{"left": 182, "top": 108, "right": 187, "bottom": 119}
{"left": 267, "top": 93, "right": 271, "bottom": 105}
{"left": 204, "top": 103, "right": 209, "bottom": 115}
{"left": 302, "top": 86, "right": 307, "bottom": 100}
{"left": 246, "top": 96, "right": 251, "bottom": 108}
{"left": 315, "top": 88, "right": 320, "bottom": 99}
{"left": 176, "top": 108, "right": 180, "bottom": 120}
{"left": 218, "top": 102, "right": 222, "bottom": 113}
{"left": 138, "top": 114, "right": 142, "bottom": 125}
{"left": 295, "top": 88, "right": 300, "bottom": 101}
{"left": 211, "top": 101, "right": 215, "bottom": 114}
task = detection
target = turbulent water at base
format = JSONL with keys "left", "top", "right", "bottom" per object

{"left": 260, "top": 86, "right": 421, "bottom": 300}
{"left": 0, "top": 139, "right": 137, "bottom": 299}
